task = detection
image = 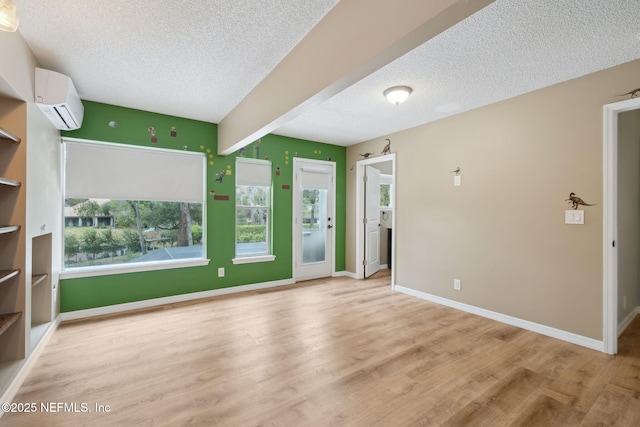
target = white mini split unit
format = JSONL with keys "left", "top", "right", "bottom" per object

{"left": 35, "top": 67, "right": 84, "bottom": 130}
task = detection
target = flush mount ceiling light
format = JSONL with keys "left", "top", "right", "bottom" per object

{"left": 0, "top": 0, "right": 19, "bottom": 32}
{"left": 383, "top": 85, "right": 413, "bottom": 105}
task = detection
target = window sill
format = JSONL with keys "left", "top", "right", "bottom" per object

{"left": 60, "top": 258, "right": 210, "bottom": 279}
{"left": 232, "top": 255, "right": 276, "bottom": 265}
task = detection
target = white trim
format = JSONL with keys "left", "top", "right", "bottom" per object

{"left": 395, "top": 285, "right": 604, "bottom": 352}
{"left": 60, "top": 258, "right": 210, "bottom": 279}
{"left": 355, "top": 153, "right": 396, "bottom": 288}
{"left": 60, "top": 277, "right": 295, "bottom": 321}
{"left": 333, "top": 270, "right": 358, "bottom": 279}
{"left": 0, "top": 317, "right": 60, "bottom": 414}
{"left": 232, "top": 255, "right": 276, "bottom": 264}
{"left": 618, "top": 306, "right": 640, "bottom": 337}
{"left": 602, "top": 96, "right": 640, "bottom": 355}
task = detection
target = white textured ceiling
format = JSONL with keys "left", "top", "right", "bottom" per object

{"left": 14, "top": 0, "right": 340, "bottom": 122}
{"left": 13, "top": 0, "right": 640, "bottom": 147}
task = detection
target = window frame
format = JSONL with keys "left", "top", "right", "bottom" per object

{"left": 60, "top": 138, "right": 209, "bottom": 279}
{"left": 232, "top": 158, "right": 275, "bottom": 264}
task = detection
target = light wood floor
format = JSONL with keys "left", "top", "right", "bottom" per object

{"left": 3, "top": 270, "right": 640, "bottom": 426}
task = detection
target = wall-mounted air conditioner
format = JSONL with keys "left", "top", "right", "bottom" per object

{"left": 35, "top": 67, "right": 84, "bottom": 130}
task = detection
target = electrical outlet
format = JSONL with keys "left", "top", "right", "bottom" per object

{"left": 218, "top": 267, "right": 225, "bottom": 278}
{"left": 454, "top": 279, "right": 461, "bottom": 291}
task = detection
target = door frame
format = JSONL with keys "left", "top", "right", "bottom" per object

{"left": 603, "top": 96, "right": 640, "bottom": 355}
{"left": 355, "top": 153, "right": 396, "bottom": 287}
{"left": 292, "top": 157, "right": 337, "bottom": 282}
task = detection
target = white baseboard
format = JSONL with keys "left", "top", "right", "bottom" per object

{"left": 1, "top": 317, "right": 60, "bottom": 414}
{"left": 333, "top": 270, "right": 358, "bottom": 279}
{"left": 395, "top": 285, "right": 604, "bottom": 353}
{"left": 618, "top": 306, "right": 640, "bottom": 336}
{"left": 61, "top": 278, "right": 296, "bottom": 321}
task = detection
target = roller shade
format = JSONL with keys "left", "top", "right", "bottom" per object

{"left": 65, "top": 139, "right": 205, "bottom": 203}
{"left": 236, "top": 158, "right": 272, "bottom": 186}
{"left": 300, "top": 167, "right": 330, "bottom": 190}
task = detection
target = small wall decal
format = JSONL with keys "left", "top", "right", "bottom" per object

{"left": 209, "top": 189, "right": 216, "bottom": 196}
{"left": 108, "top": 121, "right": 117, "bottom": 128}
{"left": 214, "top": 195, "right": 230, "bottom": 201}
{"left": 238, "top": 147, "right": 246, "bottom": 157}
{"left": 565, "top": 192, "right": 596, "bottom": 210}
{"left": 148, "top": 127, "right": 157, "bottom": 143}
{"left": 616, "top": 87, "right": 640, "bottom": 99}
{"left": 360, "top": 152, "right": 373, "bottom": 159}
{"left": 182, "top": 145, "right": 189, "bottom": 151}
{"left": 382, "top": 138, "right": 391, "bottom": 155}
{"left": 451, "top": 167, "right": 461, "bottom": 176}
{"left": 276, "top": 166, "right": 280, "bottom": 176}
{"left": 265, "top": 154, "right": 270, "bottom": 160}
{"left": 225, "top": 164, "right": 232, "bottom": 176}
{"left": 326, "top": 157, "right": 332, "bottom": 161}
{"left": 170, "top": 126, "right": 177, "bottom": 137}
{"left": 282, "top": 184, "right": 290, "bottom": 190}
{"left": 215, "top": 171, "right": 226, "bottom": 183}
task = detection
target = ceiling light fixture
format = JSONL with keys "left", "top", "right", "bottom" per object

{"left": 0, "top": 0, "right": 19, "bottom": 32}
{"left": 384, "top": 86, "right": 412, "bottom": 105}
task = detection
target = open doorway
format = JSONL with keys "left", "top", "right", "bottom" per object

{"left": 355, "top": 153, "right": 396, "bottom": 287}
{"left": 603, "top": 96, "right": 640, "bottom": 355}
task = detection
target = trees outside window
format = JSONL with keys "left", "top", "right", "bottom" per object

{"left": 64, "top": 199, "right": 203, "bottom": 268}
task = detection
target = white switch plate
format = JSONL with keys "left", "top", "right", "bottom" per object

{"left": 454, "top": 279, "right": 461, "bottom": 290}
{"left": 218, "top": 267, "right": 225, "bottom": 277}
{"left": 565, "top": 210, "right": 584, "bottom": 225}
{"left": 454, "top": 175, "right": 461, "bottom": 187}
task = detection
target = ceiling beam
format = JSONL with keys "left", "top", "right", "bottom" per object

{"left": 217, "top": 0, "right": 494, "bottom": 155}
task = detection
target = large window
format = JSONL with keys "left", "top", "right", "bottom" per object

{"left": 63, "top": 139, "right": 206, "bottom": 274}
{"left": 234, "top": 158, "right": 274, "bottom": 263}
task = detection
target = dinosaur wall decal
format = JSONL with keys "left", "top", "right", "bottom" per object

{"left": 616, "top": 88, "right": 640, "bottom": 99}
{"left": 565, "top": 192, "right": 596, "bottom": 210}
{"left": 381, "top": 139, "right": 391, "bottom": 155}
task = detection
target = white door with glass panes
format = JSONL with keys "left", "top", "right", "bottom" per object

{"left": 294, "top": 159, "right": 335, "bottom": 281}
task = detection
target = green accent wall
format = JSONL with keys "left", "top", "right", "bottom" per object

{"left": 60, "top": 101, "right": 346, "bottom": 312}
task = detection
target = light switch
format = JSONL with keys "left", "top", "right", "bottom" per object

{"left": 565, "top": 210, "right": 584, "bottom": 225}
{"left": 454, "top": 175, "right": 461, "bottom": 186}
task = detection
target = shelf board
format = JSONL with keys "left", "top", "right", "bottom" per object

{"left": 0, "top": 225, "right": 20, "bottom": 235}
{"left": 0, "top": 177, "right": 21, "bottom": 188}
{"left": 0, "top": 312, "right": 21, "bottom": 337}
{"left": 0, "top": 269, "right": 19, "bottom": 285}
{"left": 0, "top": 127, "right": 20, "bottom": 144}
{"left": 31, "top": 273, "right": 47, "bottom": 288}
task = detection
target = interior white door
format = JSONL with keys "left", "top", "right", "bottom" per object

{"left": 294, "top": 160, "right": 335, "bottom": 281}
{"left": 364, "top": 165, "right": 381, "bottom": 278}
